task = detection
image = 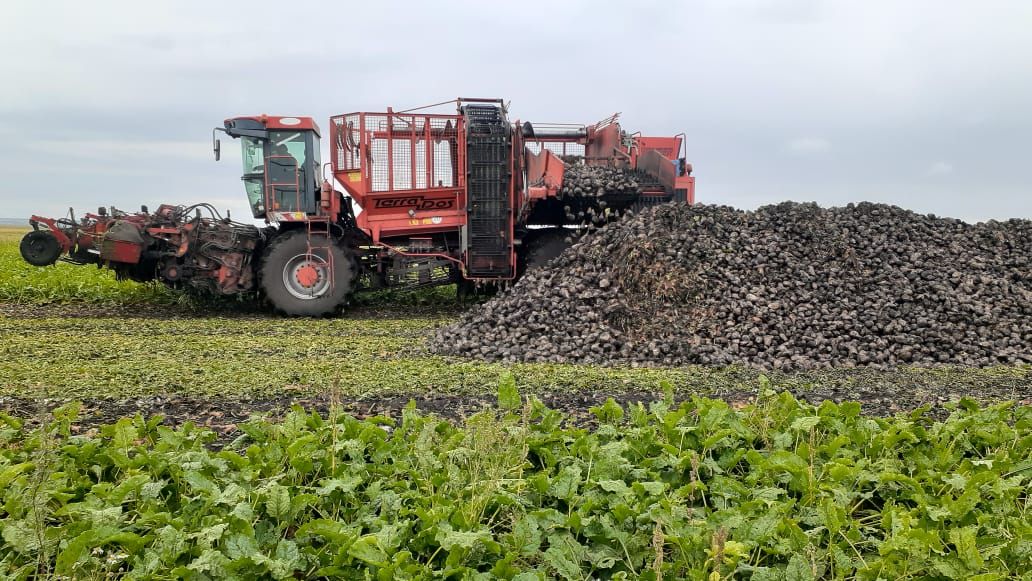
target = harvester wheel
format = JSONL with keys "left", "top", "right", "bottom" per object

{"left": 20, "top": 230, "right": 62, "bottom": 266}
{"left": 259, "top": 229, "right": 355, "bottom": 316}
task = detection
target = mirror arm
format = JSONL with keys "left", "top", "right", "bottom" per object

{"left": 212, "top": 127, "right": 227, "bottom": 161}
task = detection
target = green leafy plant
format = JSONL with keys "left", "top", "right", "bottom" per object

{"left": 0, "top": 227, "right": 179, "bottom": 306}
{"left": 0, "top": 383, "right": 1028, "bottom": 579}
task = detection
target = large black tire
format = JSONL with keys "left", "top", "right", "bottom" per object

{"left": 259, "top": 229, "right": 355, "bottom": 316}
{"left": 20, "top": 230, "right": 62, "bottom": 266}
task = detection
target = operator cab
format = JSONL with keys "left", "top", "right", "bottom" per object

{"left": 216, "top": 116, "right": 322, "bottom": 220}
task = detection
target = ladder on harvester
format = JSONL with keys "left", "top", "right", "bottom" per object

{"left": 463, "top": 105, "right": 513, "bottom": 278}
{"left": 306, "top": 219, "right": 335, "bottom": 295}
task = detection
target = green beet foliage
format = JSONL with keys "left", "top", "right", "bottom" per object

{"left": 0, "top": 228, "right": 177, "bottom": 307}
{"left": 0, "top": 382, "right": 1029, "bottom": 580}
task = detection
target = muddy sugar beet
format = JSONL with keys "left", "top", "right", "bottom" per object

{"left": 431, "top": 202, "right": 1032, "bottom": 369}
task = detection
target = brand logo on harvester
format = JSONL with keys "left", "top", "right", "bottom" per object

{"left": 373, "top": 196, "right": 454, "bottom": 210}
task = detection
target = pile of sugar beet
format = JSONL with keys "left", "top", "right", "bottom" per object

{"left": 431, "top": 202, "right": 1032, "bottom": 369}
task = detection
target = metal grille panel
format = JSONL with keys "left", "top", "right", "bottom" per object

{"left": 463, "top": 105, "right": 513, "bottom": 277}
{"left": 330, "top": 112, "right": 462, "bottom": 195}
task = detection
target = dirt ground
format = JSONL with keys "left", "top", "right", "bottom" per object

{"left": 2, "top": 301, "right": 1028, "bottom": 445}
{"left": 3, "top": 379, "right": 1028, "bottom": 447}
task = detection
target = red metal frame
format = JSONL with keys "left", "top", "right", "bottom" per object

{"left": 499, "top": 120, "right": 518, "bottom": 281}
{"left": 525, "top": 148, "right": 566, "bottom": 200}
{"left": 29, "top": 215, "right": 75, "bottom": 252}
{"left": 29, "top": 209, "right": 130, "bottom": 257}
{"left": 330, "top": 109, "right": 467, "bottom": 245}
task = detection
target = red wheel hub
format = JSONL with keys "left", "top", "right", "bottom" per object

{"left": 294, "top": 263, "right": 321, "bottom": 288}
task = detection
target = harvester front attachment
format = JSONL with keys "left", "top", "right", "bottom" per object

{"left": 21, "top": 205, "right": 262, "bottom": 294}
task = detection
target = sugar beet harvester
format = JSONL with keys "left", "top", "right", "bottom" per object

{"left": 20, "top": 98, "right": 695, "bottom": 316}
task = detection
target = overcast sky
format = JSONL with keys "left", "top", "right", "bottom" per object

{"left": 1, "top": 0, "right": 1030, "bottom": 223}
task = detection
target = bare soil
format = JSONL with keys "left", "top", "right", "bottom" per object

{"left": 3, "top": 379, "right": 1027, "bottom": 447}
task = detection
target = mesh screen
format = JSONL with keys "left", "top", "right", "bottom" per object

{"left": 332, "top": 113, "right": 461, "bottom": 193}
{"left": 332, "top": 114, "right": 362, "bottom": 172}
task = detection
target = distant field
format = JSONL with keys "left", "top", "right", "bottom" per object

{"left": 0, "top": 224, "right": 27, "bottom": 241}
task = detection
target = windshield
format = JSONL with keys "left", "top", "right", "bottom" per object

{"left": 244, "top": 179, "right": 264, "bottom": 217}
{"left": 240, "top": 137, "right": 266, "bottom": 217}
{"left": 240, "top": 137, "right": 264, "bottom": 175}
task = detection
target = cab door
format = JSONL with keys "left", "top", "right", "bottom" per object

{"left": 266, "top": 131, "right": 307, "bottom": 215}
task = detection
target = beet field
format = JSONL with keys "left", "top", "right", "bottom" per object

{"left": 0, "top": 224, "right": 1029, "bottom": 579}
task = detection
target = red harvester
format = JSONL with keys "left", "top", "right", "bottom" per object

{"left": 20, "top": 98, "right": 694, "bottom": 315}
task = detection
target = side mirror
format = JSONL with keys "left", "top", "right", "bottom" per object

{"left": 212, "top": 127, "right": 224, "bottom": 161}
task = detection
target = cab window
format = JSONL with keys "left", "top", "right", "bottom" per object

{"left": 240, "top": 137, "right": 264, "bottom": 174}
{"left": 270, "top": 132, "right": 306, "bottom": 167}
